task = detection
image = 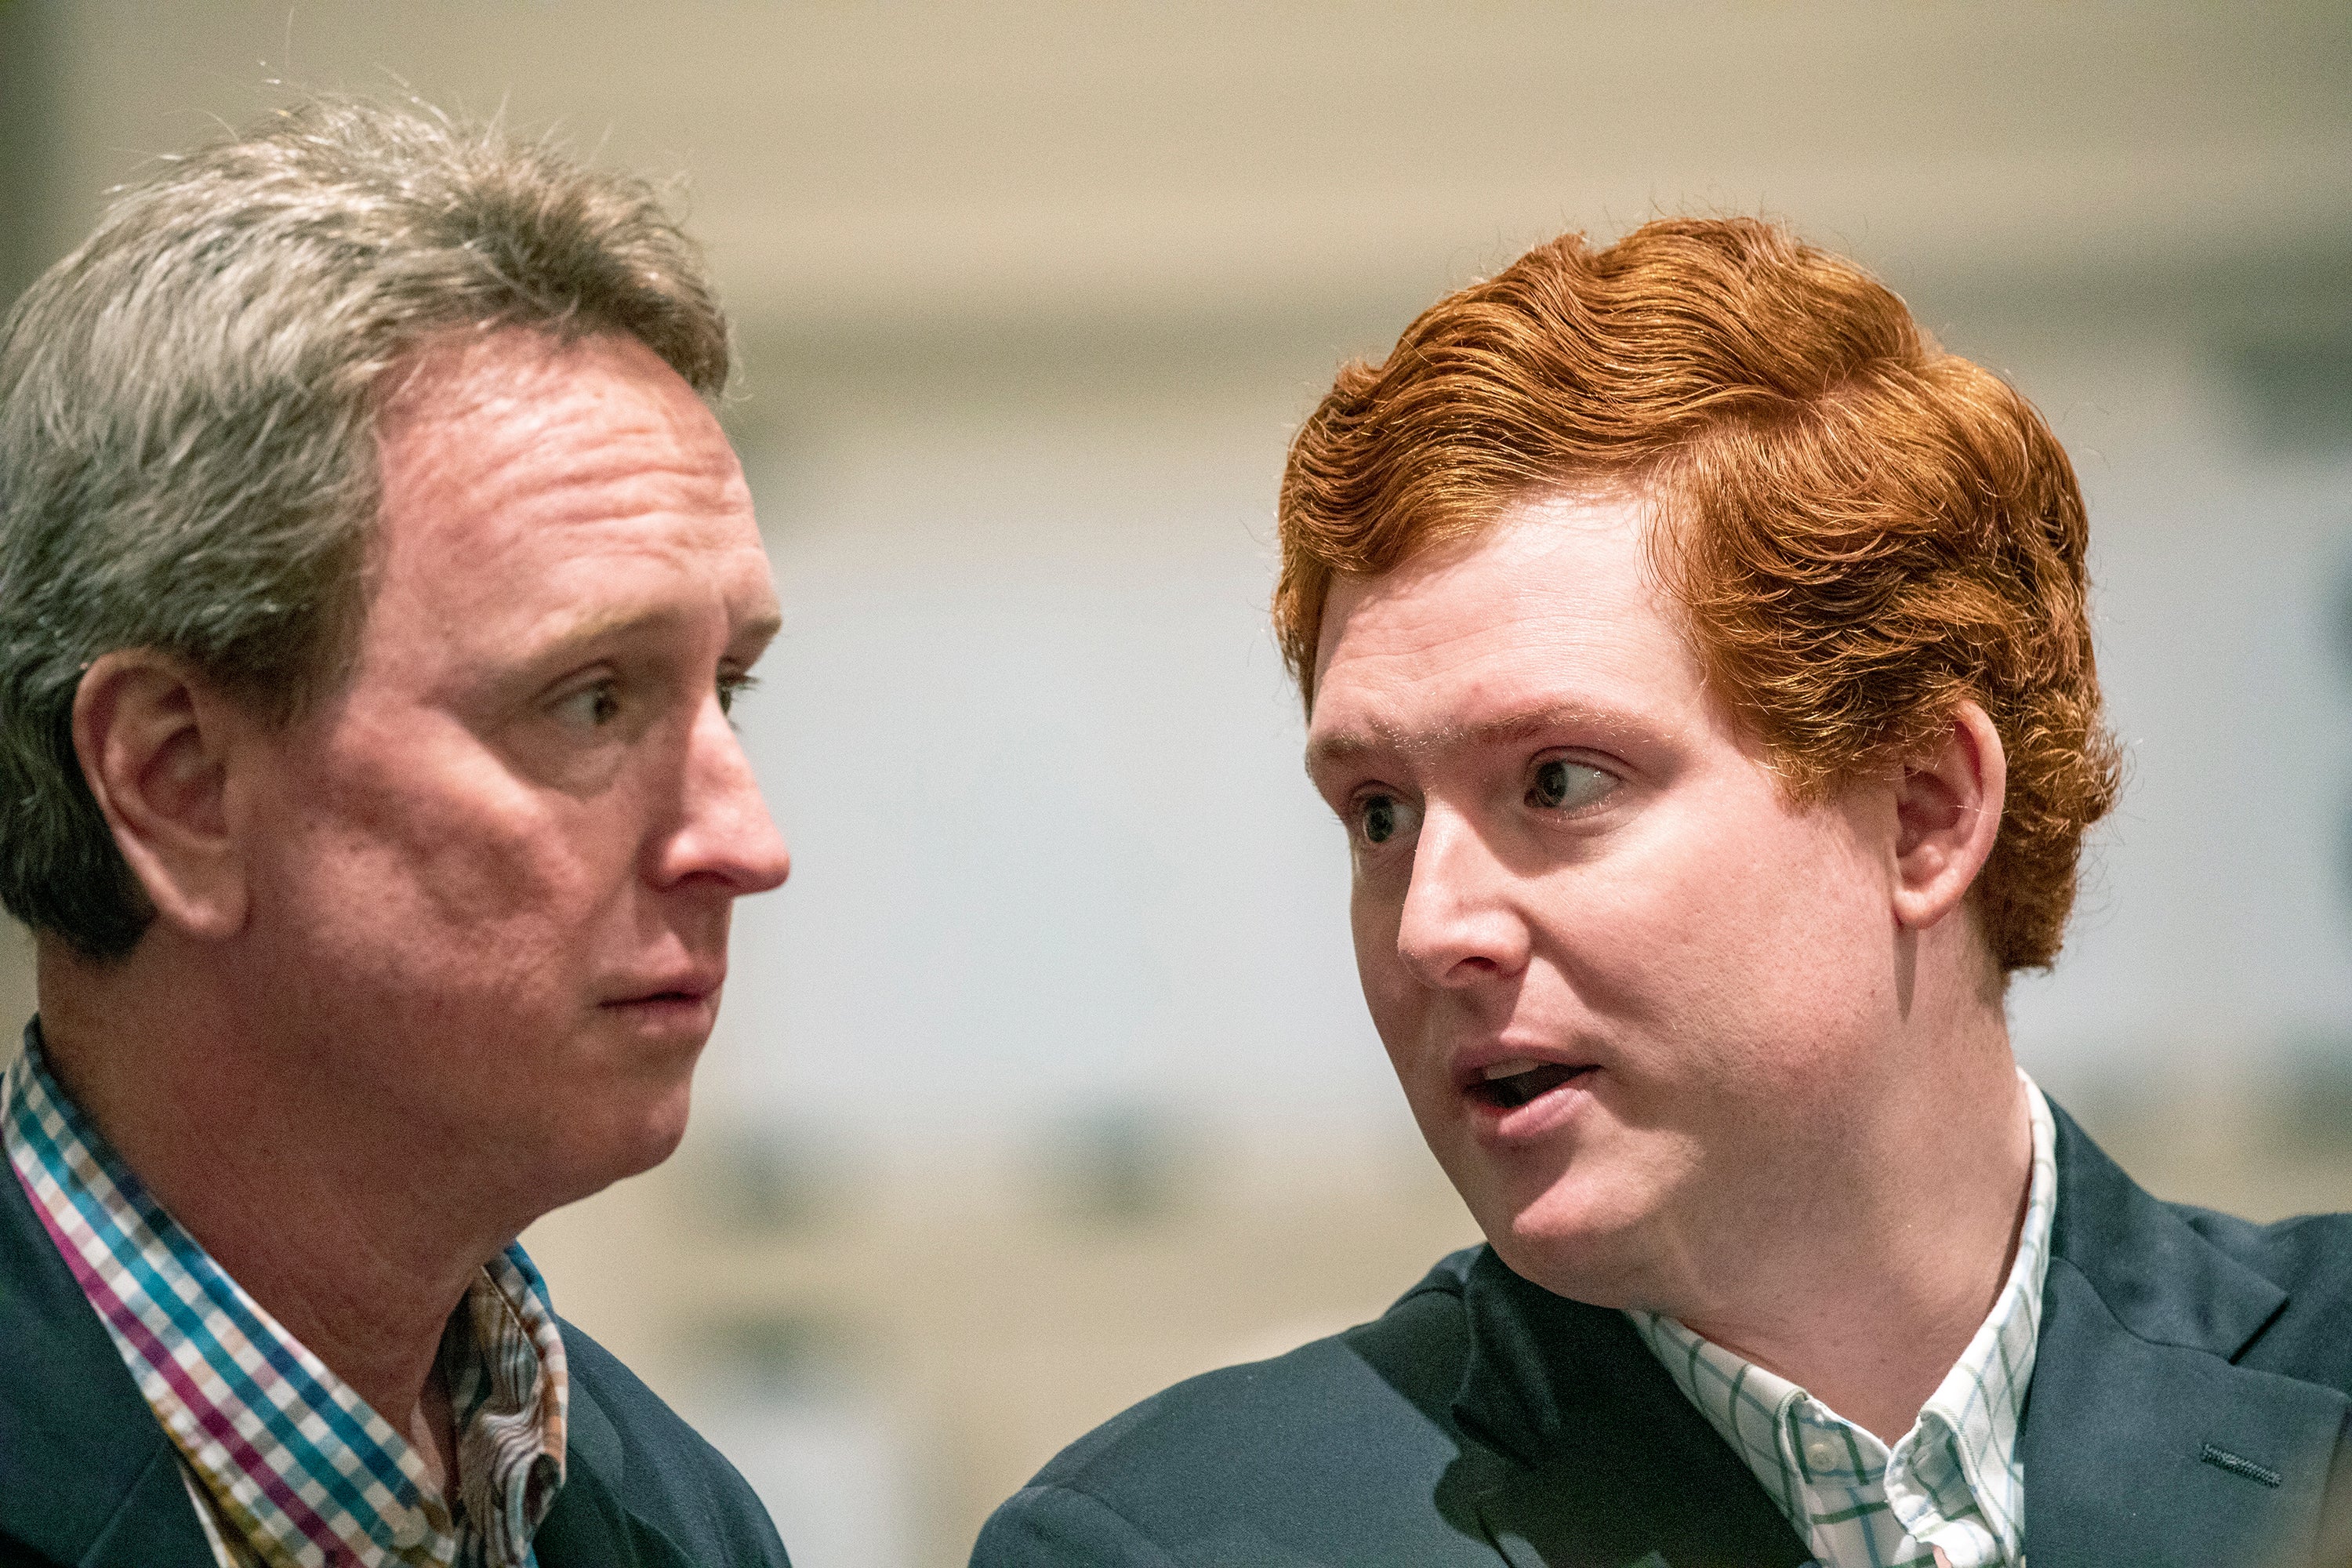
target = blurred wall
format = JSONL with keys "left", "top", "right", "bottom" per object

{"left": 4, "top": 4, "right": 2350, "bottom": 1563}
{"left": 0, "top": 0, "right": 46, "bottom": 1032}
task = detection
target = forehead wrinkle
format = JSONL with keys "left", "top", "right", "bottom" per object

{"left": 379, "top": 335, "right": 745, "bottom": 546}
{"left": 413, "top": 443, "right": 746, "bottom": 565}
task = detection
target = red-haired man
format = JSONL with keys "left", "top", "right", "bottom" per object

{"left": 975, "top": 220, "right": 2352, "bottom": 1568}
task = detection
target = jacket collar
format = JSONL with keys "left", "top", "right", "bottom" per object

{"left": 2042, "top": 1100, "right": 2285, "bottom": 1356}
{"left": 1441, "top": 1104, "right": 2352, "bottom": 1568}
{"left": 2020, "top": 1102, "right": 2347, "bottom": 1568}
{"left": 530, "top": 1361, "right": 701, "bottom": 1568}
{"left": 1448, "top": 1247, "right": 1811, "bottom": 1567}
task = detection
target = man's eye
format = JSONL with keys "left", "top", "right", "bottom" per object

{"left": 553, "top": 681, "right": 621, "bottom": 731}
{"left": 1354, "top": 792, "right": 1421, "bottom": 847}
{"left": 717, "top": 671, "right": 758, "bottom": 717}
{"left": 1527, "top": 758, "right": 1613, "bottom": 811}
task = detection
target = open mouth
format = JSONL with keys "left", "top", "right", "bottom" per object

{"left": 1468, "top": 1058, "right": 1595, "bottom": 1109}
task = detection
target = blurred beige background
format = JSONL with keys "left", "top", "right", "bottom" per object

{"left": 3, "top": 3, "right": 2350, "bottom": 1563}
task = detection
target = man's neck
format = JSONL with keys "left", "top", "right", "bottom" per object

{"left": 1674, "top": 1037, "right": 2034, "bottom": 1444}
{"left": 34, "top": 938, "right": 527, "bottom": 1475}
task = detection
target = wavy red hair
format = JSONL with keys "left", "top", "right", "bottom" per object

{"left": 1276, "top": 217, "right": 2120, "bottom": 971}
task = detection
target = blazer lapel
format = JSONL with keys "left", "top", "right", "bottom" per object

{"left": 531, "top": 1377, "right": 700, "bottom": 1568}
{"left": 2021, "top": 1106, "right": 2352, "bottom": 1568}
{"left": 1449, "top": 1250, "right": 1812, "bottom": 1568}
{"left": 0, "top": 1156, "right": 212, "bottom": 1567}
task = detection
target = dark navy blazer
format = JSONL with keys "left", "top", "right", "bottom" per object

{"left": 976, "top": 1105, "right": 2352, "bottom": 1567}
{"left": 0, "top": 1155, "right": 790, "bottom": 1568}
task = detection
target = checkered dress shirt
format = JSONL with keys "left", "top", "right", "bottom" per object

{"left": 1628, "top": 1075, "right": 2057, "bottom": 1568}
{"left": 3, "top": 1026, "right": 569, "bottom": 1568}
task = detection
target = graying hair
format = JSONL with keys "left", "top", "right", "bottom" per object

{"left": 0, "top": 95, "right": 731, "bottom": 959}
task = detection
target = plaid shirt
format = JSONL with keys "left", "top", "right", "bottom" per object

{"left": 3, "top": 1026, "right": 568, "bottom": 1568}
{"left": 1628, "top": 1075, "right": 2057, "bottom": 1568}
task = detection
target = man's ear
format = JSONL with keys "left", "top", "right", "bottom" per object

{"left": 1891, "top": 699, "right": 2006, "bottom": 932}
{"left": 71, "top": 650, "right": 252, "bottom": 942}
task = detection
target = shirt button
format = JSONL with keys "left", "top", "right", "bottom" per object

{"left": 1803, "top": 1436, "right": 1841, "bottom": 1472}
{"left": 389, "top": 1511, "right": 426, "bottom": 1550}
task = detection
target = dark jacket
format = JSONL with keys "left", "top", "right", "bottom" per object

{"left": 0, "top": 1153, "right": 790, "bottom": 1568}
{"left": 975, "top": 1104, "right": 2352, "bottom": 1567}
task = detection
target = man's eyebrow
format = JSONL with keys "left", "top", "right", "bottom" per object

{"left": 552, "top": 597, "right": 781, "bottom": 642}
{"left": 1305, "top": 702, "right": 1636, "bottom": 770}
{"left": 731, "top": 606, "right": 786, "bottom": 651}
{"left": 521, "top": 601, "right": 785, "bottom": 674}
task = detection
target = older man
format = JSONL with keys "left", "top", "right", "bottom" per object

{"left": 0, "top": 101, "right": 792, "bottom": 1566}
{"left": 976, "top": 220, "right": 2352, "bottom": 1567}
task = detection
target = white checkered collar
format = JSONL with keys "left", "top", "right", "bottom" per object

{"left": 1629, "top": 1073, "right": 2059, "bottom": 1568}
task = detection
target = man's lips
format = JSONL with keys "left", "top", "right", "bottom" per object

{"left": 601, "top": 968, "right": 724, "bottom": 1009}
{"left": 1465, "top": 1058, "right": 1597, "bottom": 1109}
{"left": 1450, "top": 1046, "right": 1600, "bottom": 1112}
{"left": 1466, "top": 1058, "right": 1589, "bottom": 1108}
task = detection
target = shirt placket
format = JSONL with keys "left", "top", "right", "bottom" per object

{"left": 1886, "top": 1419, "right": 2004, "bottom": 1568}
{"left": 1786, "top": 1396, "right": 1944, "bottom": 1568}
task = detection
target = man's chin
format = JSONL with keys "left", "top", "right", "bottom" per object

{"left": 1465, "top": 1178, "right": 1657, "bottom": 1309}
{"left": 539, "top": 1082, "right": 696, "bottom": 1212}
{"left": 619, "top": 1078, "right": 697, "bottom": 1172}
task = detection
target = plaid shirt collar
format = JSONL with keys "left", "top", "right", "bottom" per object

{"left": 2, "top": 1025, "right": 568, "bottom": 1568}
{"left": 1629, "top": 1073, "right": 2058, "bottom": 1568}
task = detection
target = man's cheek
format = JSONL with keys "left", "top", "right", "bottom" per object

{"left": 1350, "top": 880, "right": 1406, "bottom": 971}
{"left": 374, "top": 798, "right": 570, "bottom": 929}
{"left": 1358, "top": 964, "right": 1426, "bottom": 1069}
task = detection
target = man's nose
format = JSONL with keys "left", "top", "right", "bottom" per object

{"left": 1392, "top": 808, "right": 1530, "bottom": 988}
{"left": 660, "top": 696, "right": 791, "bottom": 895}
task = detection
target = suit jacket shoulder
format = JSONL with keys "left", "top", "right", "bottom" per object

{"left": 979, "top": 1107, "right": 2352, "bottom": 1568}
{"left": 975, "top": 1250, "right": 1488, "bottom": 1567}
{"left": 974, "top": 1247, "right": 1806, "bottom": 1568}
{"left": 2020, "top": 1105, "right": 2352, "bottom": 1568}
